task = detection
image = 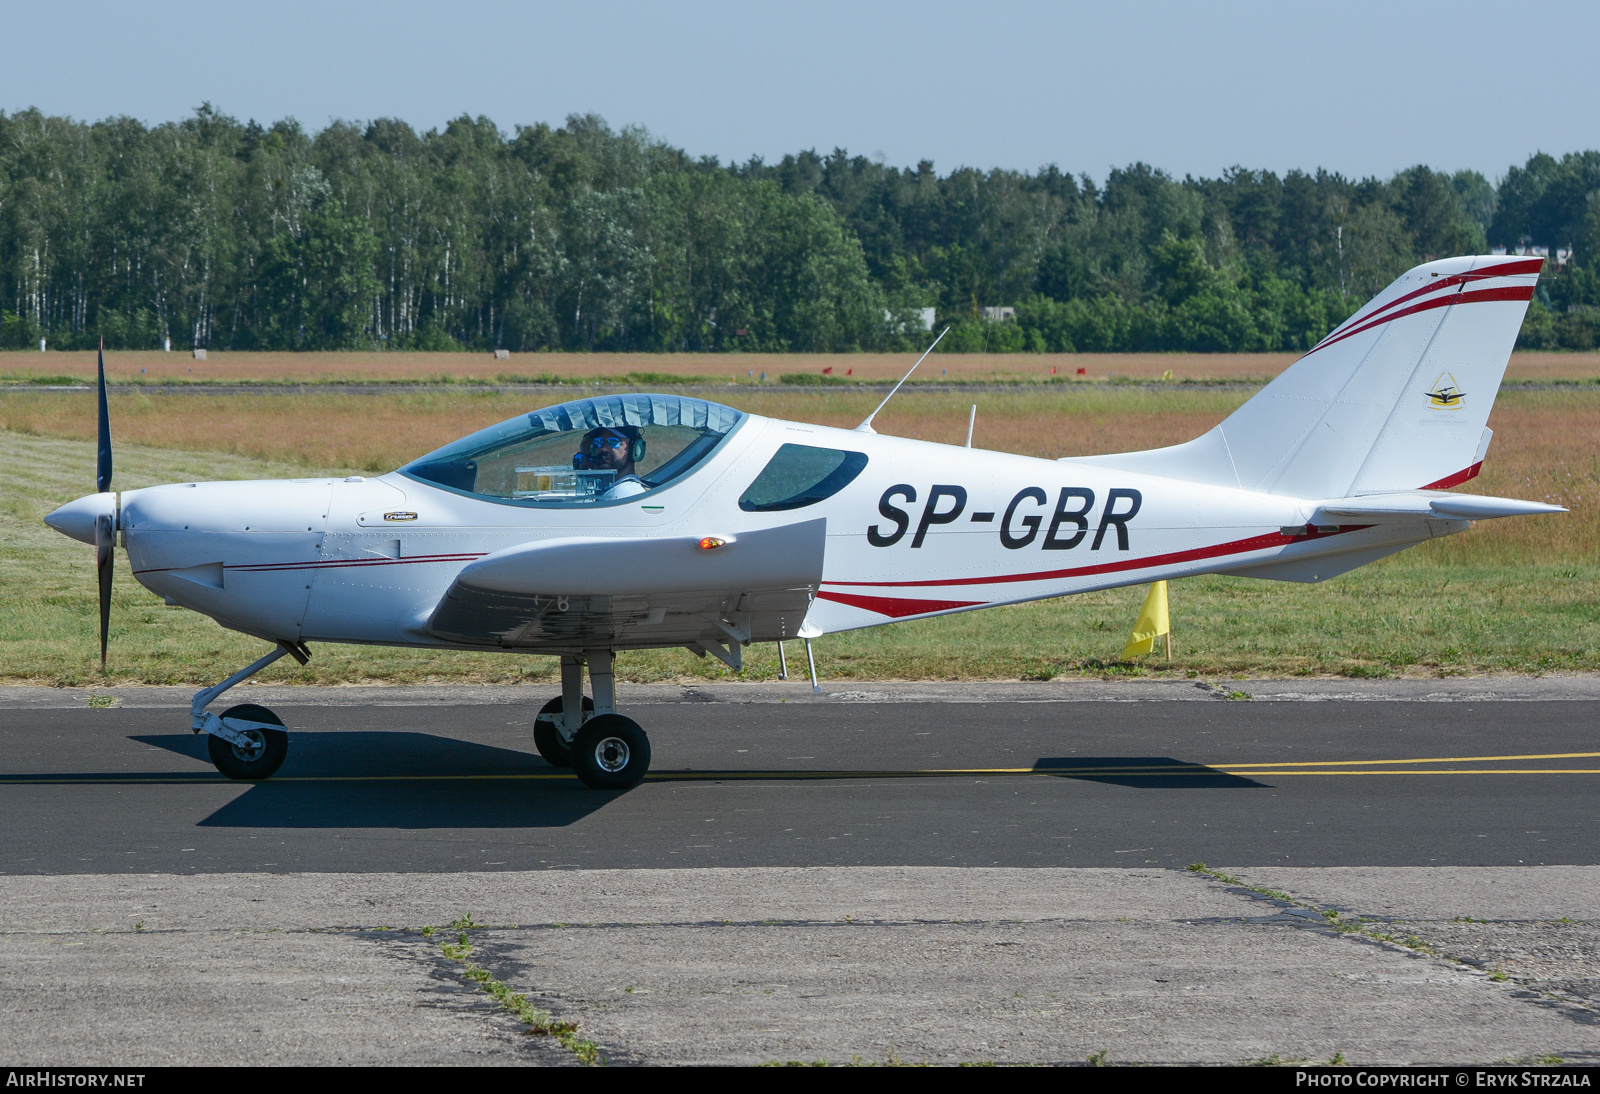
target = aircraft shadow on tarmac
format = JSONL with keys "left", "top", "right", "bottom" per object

{"left": 115, "top": 737, "right": 1264, "bottom": 829}
{"left": 132, "top": 732, "right": 613, "bottom": 829}
{"left": 1031, "top": 757, "right": 1268, "bottom": 789}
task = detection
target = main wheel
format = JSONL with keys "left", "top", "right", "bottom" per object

{"left": 207, "top": 704, "right": 289, "bottom": 780}
{"left": 533, "top": 695, "right": 594, "bottom": 767}
{"left": 572, "top": 714, "right": 651, "bottom": 790}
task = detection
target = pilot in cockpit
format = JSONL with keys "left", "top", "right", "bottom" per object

{"left": 576, "top": 425, "right": 649, "bottom": 499}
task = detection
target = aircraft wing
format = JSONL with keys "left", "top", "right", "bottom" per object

{"left": 425, "top": 518, "right": 826, "bottom": 663}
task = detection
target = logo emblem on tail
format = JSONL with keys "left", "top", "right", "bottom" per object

{"left": 1425, "top": 372, "right": 1466, "bottom": 410}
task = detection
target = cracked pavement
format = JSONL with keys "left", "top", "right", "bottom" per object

{"left": 1, "top": 867, "right": 1596, "bottom": 1065}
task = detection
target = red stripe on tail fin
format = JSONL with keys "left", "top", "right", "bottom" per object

{"left": 1421, "top": 462, "right": 1483, "bottom": 490}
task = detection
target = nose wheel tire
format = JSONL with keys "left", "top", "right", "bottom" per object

{"left": 533, "top": 695, "right": 594, "bottom": 767}
{"left": 572, "top": 714, "right": 651, "bottom": 790}
{"left": 207, "top": 704, "right": 288, "bottom": 780}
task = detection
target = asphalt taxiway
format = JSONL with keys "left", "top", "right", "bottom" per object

{"left": 1, "top": 679, "right": 1596, "bottom": 874}
{"left": 3, "top": 680, "right": 1598, "bottom": 1065}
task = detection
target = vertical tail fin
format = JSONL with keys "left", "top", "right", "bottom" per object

{"left": 1076, "top": 255, "right": 1542, "bottom": 498}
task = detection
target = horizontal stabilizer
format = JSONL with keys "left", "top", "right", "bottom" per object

{"left": 1315, "top": 492, "right": 1566, "bottom": 522}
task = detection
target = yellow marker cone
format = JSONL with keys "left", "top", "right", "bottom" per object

{"left": 1120, "top": 581, "right": 1171, "bottom": 660}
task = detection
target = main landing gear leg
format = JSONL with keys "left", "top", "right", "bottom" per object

{"left": 534, "top": 655, "right": 593, "bottom": 767}
{"left": 191, "top": 641, "right": 308, "bottom": 780}
{"left": 541, "top": 650, "right": 650, "bottom": 791}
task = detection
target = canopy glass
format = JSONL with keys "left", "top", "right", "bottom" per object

{"left": 401, "top": 394, "right": 746, "bottom": 506}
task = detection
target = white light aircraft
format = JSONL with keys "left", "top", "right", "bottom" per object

{"left": 45, "top": 255, "right": 1564, "bottom": 789}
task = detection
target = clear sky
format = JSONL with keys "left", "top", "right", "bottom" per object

{"left": 4, "top": 0, "right": 1593, "bottom": 183}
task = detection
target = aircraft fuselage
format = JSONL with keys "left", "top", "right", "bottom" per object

{"left": 93, "top": 413, "right": 1454, "bottom": 652}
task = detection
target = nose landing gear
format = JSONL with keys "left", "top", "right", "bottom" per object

{"left": 191, "top": 641, "right": 308, "bottom": 780}
{"left": 207, "top": 703, "right": 288, "bottom": 780}
{"left": 540, "top": 651, "right": 651, "bottom": 789}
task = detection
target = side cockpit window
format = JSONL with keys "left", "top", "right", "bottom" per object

{"left": 739, "top": 443, "right": 868, "bottom": 512}
{"left": 401, "top": 394, "right": 745, "bottom": 506}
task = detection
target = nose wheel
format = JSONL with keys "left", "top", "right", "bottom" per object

{"left": 206, "top": 703, "right": 289, "bottom": 780}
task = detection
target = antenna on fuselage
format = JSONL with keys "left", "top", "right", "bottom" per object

{"left": 855, "top": 326, "right": 950, "bottom": 433}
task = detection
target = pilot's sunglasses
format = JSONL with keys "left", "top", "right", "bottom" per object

{"left": 587, "top": 435, "right": 628, "bottom": 450}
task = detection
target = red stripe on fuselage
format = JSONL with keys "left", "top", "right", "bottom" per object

{"left": 227, "top": 553, "right": 486, "bottom": 573}
{"left": 133, "top": 552, "right": 486, "bottom": 577}
{"left": 822, "top": 525, "right": 1365, "bottom": 592}
{"left": 814, "top": 591, "right": 984, "bottom": 617}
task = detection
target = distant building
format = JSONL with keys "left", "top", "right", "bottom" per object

{"left": 885, "top": 307, "right": 937, "bottom": 332}
{"left": 981, "top": 306, "right": 1015, "bottom": 322}
{"left": 1492, "top": 243, "right": 1571, "bottom": 266}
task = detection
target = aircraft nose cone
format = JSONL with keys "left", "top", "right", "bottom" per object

{"left": 44, "top": 492, "right": 117, "bottom": 545}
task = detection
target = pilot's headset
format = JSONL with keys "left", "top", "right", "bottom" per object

{"left": 574, "top": 426, "right": 646, "bottom": 468}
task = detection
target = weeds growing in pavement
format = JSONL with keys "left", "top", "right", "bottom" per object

{"left": 433, "top": 918, "right": 600, "bottom": 1064}
{"left": 1185, "top": 863, "right": 1539, "bottom": 986}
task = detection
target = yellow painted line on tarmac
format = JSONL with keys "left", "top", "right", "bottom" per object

{"left": 4, "top": 759, "right": 1600, "bottom": 785}
{"left": 1218, "top": 769, "right": 1600, "bottom": 777}
{"left": 1215, "top": 751, "right": 1600, "bottom": 768}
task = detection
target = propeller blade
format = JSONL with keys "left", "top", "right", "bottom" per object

{"left": 95, "top": 512, "right": 114, "bottom": 671}
{"left": 96, "top": 338, "right": 112, "bottom": 495}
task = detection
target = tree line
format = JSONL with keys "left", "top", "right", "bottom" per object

{"left": 1, "top": 105, "right": 1596, "bottom": 354}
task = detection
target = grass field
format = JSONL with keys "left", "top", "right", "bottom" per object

{"left": 3, "top": 349, "right": 1600, "bottom": 386}
{"left": 1, "top": 385, "right": 1595, "bottom": 685}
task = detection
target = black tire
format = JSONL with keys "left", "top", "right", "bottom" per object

{"left": 572, "top": 714, "right": 651, "bottom": 790}
{"left": 533, "top": 694, "right": 593, "bottom": 767}
{"left": 207, "top": 704, "right": 288, "bottom": 780}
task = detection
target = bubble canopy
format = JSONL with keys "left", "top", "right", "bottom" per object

{"left": 401, "top": 394, "right": 747, "bottom": 506}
